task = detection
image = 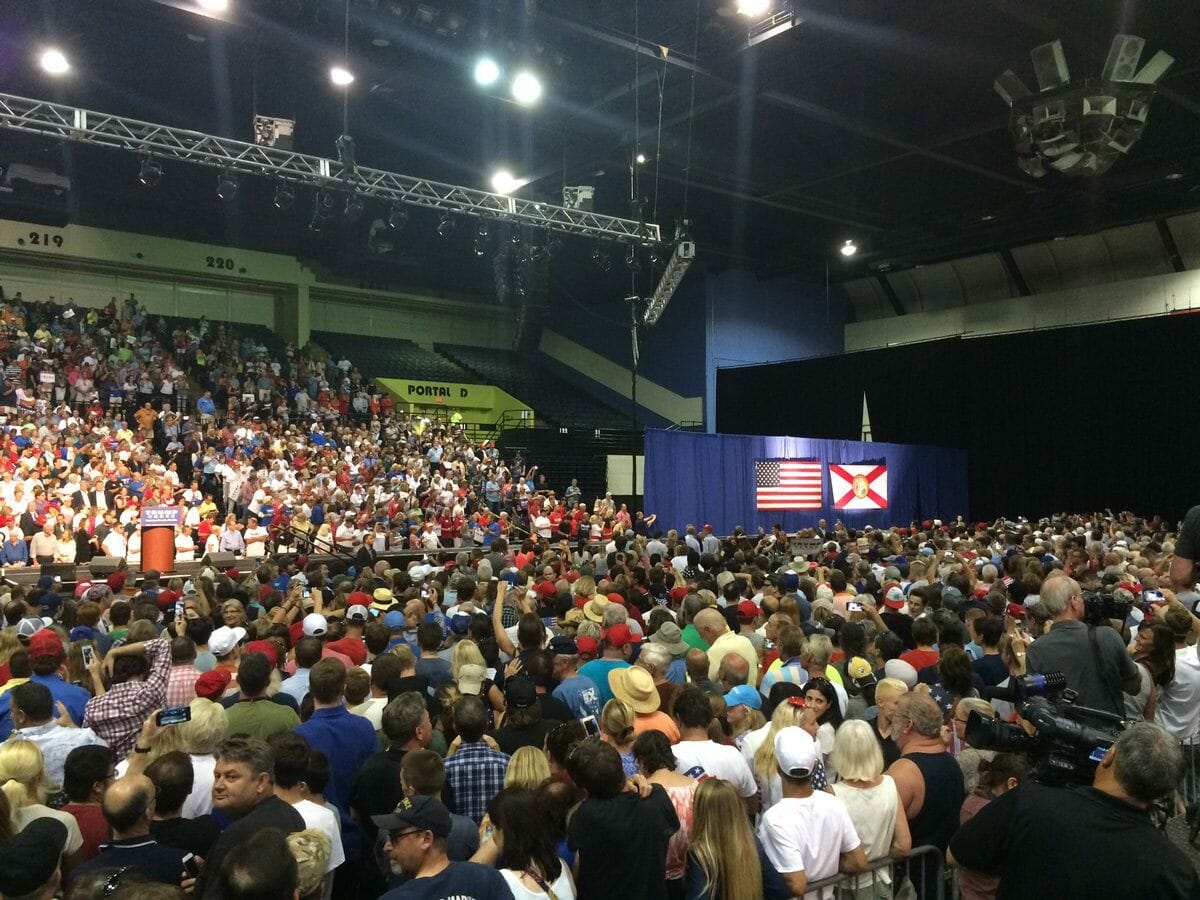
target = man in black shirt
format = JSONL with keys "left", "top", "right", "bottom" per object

{"left": 1172, "top": 504, "right": 1200, "bottom": 592}
{"left": 567, "top": 739, "right": 680, "bottom": 900}
{"left": 145, "top": 751, "right": 221, "bottom": 858}
{"left": 351, "top": 692, "right": 432, "bottom": 895}
{"left": 197, "top": 736, "right": 305, "bottom": 898}
{"left": 949, "top": 722, "right": 1200, "bottom": 899}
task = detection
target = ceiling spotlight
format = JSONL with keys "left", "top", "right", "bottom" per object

{"left": 840, "top": 239, "right": 858, "bottom": 257}
{"left": 344, "top": 193, "right": 364, "bottom": 223}
{"left": 736, "top": 0, "right": 770, "bottom": 16}
{"left": 625, "top": 245, "right": 639, "bottom": 271}
{"left": 273, "top": 182, "right": 295, "bottom": 210}
{"left": 437, "top": 213, "right": 455, "bottom": 237}
{"left": 476, "top": 221, "right": 490, "bottom": 239}
{"left": 490, "top": 170, "right": 517, "bottom": 195}
{"left": 137, "top": 156, "right": 162, "bottom": 188}
{"left": 474, "top": 240, "right": 487, "bottom": 257}
{"left": 216, "top": 171, "right": 238, "bottom": 201}
{"left": 474, "top": 57, "right": 501, "bottom": 86}
{"left": 591, "top": 244, "right": 604, "bottom": 266}
{"left": 39, "top": 48, "right": 70, "bottom": 76}
{"left": 330, "top": 66, "right": 355, "bottom": 87}
{"left": 197, "top": 0, "right": 229, "bottom": 11}
{"left": 510, "top": 71, "right": 543, "bottom": 106}
{"left": 547, "top": 236, "right": 564, "bottom": 258}
{"left": 635, "top": 153, "right": 647, "bottom": 165}
{"left": 388, "top": 204, "right": 407, "bottom": 230}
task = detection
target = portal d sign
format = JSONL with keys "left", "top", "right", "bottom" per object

{"left": 406, "top": 384, "right": 470, "bottom": 399}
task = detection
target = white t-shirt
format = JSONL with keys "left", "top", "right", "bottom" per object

{"left": 500, "top": 865, "right": 576, "bottom": 900}
{"left": 673, "top": 739, "right": 757, "bottom": 798}
{"left": 1156, "top": 645, "right": 1200, "bottom": 741}
{"left": 292, "top": 798, "right": 345, "bottom": 872}
{"left": 758, "top": 792, "right": 861, "bottom": 895}
{"left": 243, "top": 526, "right": 269, "bottom": 558}
{"left": 14, "top": 804, "right": 84, "bottom": 855}
{"left": 182, "top": 753, "right": 216, "bottom": 818}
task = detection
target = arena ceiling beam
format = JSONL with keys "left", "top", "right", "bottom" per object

{"left": 0, "top": 93, "right": 661, "bottom": 244}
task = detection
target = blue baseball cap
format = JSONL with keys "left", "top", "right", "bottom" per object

{"left": 724, "top": 684, "right": 762, "bottom": 710}
{"left": 384, "top": 611, "right": 406, "bottom": 630}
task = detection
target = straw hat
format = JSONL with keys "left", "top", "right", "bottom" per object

{"left": 609, "top": 665, "right": 660, "bottom": 714}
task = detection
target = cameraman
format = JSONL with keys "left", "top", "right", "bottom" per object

{"left": 1025, "top": 574, "right": 1139, "bottom": 718}
{"left": 948, "top": 722, "right": 1199, "bottom": 898}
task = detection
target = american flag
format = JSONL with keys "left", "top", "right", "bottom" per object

{"left": 755, "top": 459, "right": 823, "bottom": 510}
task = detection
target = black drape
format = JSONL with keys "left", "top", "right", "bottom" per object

{"left": 717, "top": 314, "right": 1200, "bottom": 522}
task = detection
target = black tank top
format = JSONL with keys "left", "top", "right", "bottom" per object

{"left": 905, "top": 751, "right": 965, "bottom": 850}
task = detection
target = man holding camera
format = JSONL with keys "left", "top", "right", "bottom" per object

{"left": 1025, "top": 574, "right": 1139, "bottom": 718}
{"left": 948, "top": 722, "right": 1199, "bottom": 898}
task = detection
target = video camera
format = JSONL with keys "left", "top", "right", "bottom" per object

{"left": 1081, "top": 589, "right": 1133, "bottom": 626}
{"left": 968, "top": 672, "right": 1129, "bottom": 785}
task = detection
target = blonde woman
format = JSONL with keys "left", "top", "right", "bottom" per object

{"left": 746, "top": 697, "right": 828, "bottom": 812}
{"left": 178, "top": 698, "right": 229, "bottom": 818}
{"left": 684, "top": 777, "right": 789, "bottom": 900}
{"left": 54, "top": 525, "right": 77, "bottom": 564}
{"left": 451, "top": 640, "right": 505, "bottom": 717}
{"left": 830, "top": 721, "right": 911, "bottom": 899}
{"left": 504, "top": 746, "right": 550, "bottom": 790}
{"left": 0, "top": 740, "right": 84, "bottom": 860}
{"left": 871, "top": 677, "right": 909, "bottom": 769}
{"left": 600, "top": 699, "right": 639, "bottom": 776}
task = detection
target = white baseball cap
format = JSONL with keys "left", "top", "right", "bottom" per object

{"left": 302, "top": 613, "right": 328, "bottom": 637}
{"left": 774, "top": 726, "right": 819, "bottom": 779}
{"left": 345, "top": 605, "right": 369, "bottom": 624}
{"left": 209, "top": 625, "right": 246, "bottom": 657}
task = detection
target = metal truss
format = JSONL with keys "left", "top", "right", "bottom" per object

{"left": 0, "top": 93, "right": 660, "bottom": 243}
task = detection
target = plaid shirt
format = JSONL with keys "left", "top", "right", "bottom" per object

{"left": 444, "top": 741, "right": 510, "bottom": 824}
{"left": 165, "top": 664, "right": 201, "bottom": 709}
{"left": 83, "top": 637, "right": 172, "bottom": 759}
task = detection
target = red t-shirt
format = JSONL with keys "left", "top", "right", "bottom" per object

{"left": 900, "top": 648, "right": 940, "bottom": 671}
{"left": 62, "top": 803, "right": 109, "bottom": 862}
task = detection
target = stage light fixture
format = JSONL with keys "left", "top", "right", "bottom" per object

{"left": 437, "top": 213, "right": 455, "bottom": 237}
{"left": 216, "top": 171, "right": 238, "bottom": 200}
{"left": 197, "top": 0, "right": 229, "bottom": 11}
{"left": 39, "top": 49, "right": 70, "bottom": 76}
{"left": 330, "top": 66, "right": 354, "bottom": 87}
{"left": 273, "top": 182, "right": 295, "bottom": 210}
{"left": 547, "top": 236, "right": 564, "bottom": 258}
{"left": 474, "top": 240, "right": 487, "bottom": 257}
{"left": 591, "top": 244, "right": 604, "bottom": 266}
{"left": 625, "top": 245, "right": 639, "bottom": 271}
{"left": 737, "top": 0, "right": 770, "bottom": 17}
{"left": 477, "top": 221, "right": 490, "bottom": 239}
{"left": 474, "top": 57, "right": 500, "bottom": 86}
{"left": 840, "top": 239, "right": 858, "bottom": 257}
{"left": 388, "top": 204, "right": 407, "bottom": 230}
{"left": 635, "top": 153, "right": 647, "bottom": 165}
{"left": 137, "top": 156, "right": 162, "bottom": 187}
{"left": 490, "top": 169, "right": 517, "bottom": 195}
{"left": 511, "top": 71, "right": 543, "bottom": 106}
{"left": 344, "top": 193, "right": 364, "bottom": 222}
{"left": 310, "top": 190, "right": 335, "bottom": 232}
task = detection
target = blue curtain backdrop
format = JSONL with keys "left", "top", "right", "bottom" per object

{"left": 644, "top": 429, "right": 969, "bottom": 534}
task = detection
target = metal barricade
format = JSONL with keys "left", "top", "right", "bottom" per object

{"left": 801, "top": 845, "right": 956, "bottom": 900}
{"left": 1181, "top": 737, "right": 1200, "bottom": 808}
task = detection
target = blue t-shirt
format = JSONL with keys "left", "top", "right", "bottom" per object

{"left": 381, "top": 862, "right": 514, "bottom": 900}
{"left": 552, "top": 675, "right": 603, "bottom": 720}
{"left": 576, "top": 660, "right": 631, "bottom": 709}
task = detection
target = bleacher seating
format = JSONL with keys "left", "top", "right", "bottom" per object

{"left": 436, "top": 344, "right": 631, "bottom": 429}
{"left": 313, "top": 332, "right": 470, "bottom": 382}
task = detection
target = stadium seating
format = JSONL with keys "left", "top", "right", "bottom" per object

{"left": 313, "top": 332, "right": 470, "bottom": 383}
{"left": 436, "top": 344, "right": 630, "bottom": 429}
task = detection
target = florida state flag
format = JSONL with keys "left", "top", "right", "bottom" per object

{"left": 829, "top": 463, "right": 888, "bottom": 510}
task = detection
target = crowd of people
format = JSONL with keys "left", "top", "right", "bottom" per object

{"left": 0, "top": 290, "right": 1198, "bottom": 899}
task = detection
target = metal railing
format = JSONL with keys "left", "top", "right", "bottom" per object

{"left": 803, "top": 845, "right": 955, "bottom": 900}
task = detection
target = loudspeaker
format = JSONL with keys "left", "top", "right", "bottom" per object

{"left": 88, "top": 557, "right": 128, "bottom": 577}
{"left": 201, "top": 552, "right": 238, "bottom": 568}
{"left": 39, "top": 563, "right": 77, "bottom": 584}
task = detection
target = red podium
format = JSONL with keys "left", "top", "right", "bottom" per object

{"left": 140, "top": 506, "right": 182, "bottom": 574}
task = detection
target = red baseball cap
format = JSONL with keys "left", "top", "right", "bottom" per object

{"left": 107, "top": 572, "right": 127, "bottom": 593}
{"left": 28, "top": 630, "right": 63, "bottom": 661}
{"left": 606, "top": 592, "right": 625, "bottom": 606}
{"left": 603, "top": 624, "right": 639, "bottom": 648}
{"left": 225, "top": 568, "right": 240, "bottom": 580}
{"left": 668, "top": 586, "right": 688, "bottom": 603}
{"left": 347, "top": 591, "right": 373, "bottom": 607}
{"left": 195, "top": 669, "right": 231, "bottom": 700}
{"left": 1005, "top": 602, "right": 1026, "bottom": 619}
{"left": 737, "top": 600, "right": 760, "bottom": 622}
{"left": 536, "top": 582, "right": 558, "bottom": 597}
{"left": 575, "top": 636, "right": 599, "bottom": 660}
{"left": 244, "top": 640, "right": 279, "bottom": 668}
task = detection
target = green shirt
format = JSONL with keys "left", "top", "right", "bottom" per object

{"left": 680, "top": 624, "right": 710, "bottom": 652}
{"left": 224, "top": 698, "right": 300, "bottom": 741}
